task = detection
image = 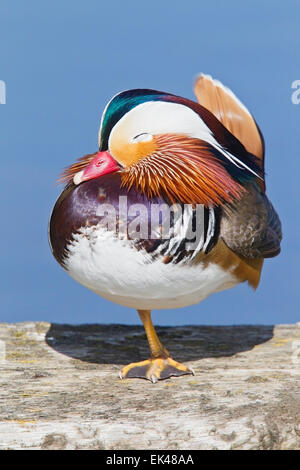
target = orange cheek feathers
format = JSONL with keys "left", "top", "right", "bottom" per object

{"left": 109, "top": 137, "right": 157, "bottom": 167}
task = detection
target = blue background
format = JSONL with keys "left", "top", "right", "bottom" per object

{"left": 0, "top": 1, "right": 299, "bottom": 325}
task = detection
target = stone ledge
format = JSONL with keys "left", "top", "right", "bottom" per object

{"left": 0, "top": 322, "right": 300, "bottom": 450}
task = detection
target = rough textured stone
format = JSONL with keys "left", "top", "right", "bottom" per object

{"left": 0, "top": 321, "right": 300, "bottom": 450}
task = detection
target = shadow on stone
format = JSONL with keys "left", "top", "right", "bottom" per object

{"left": 45, "top": 323, "right": 275, "bottom": 365}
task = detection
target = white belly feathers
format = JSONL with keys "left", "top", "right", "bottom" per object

{"left": 64, "top": 225, "right": 238, "bottom": 310}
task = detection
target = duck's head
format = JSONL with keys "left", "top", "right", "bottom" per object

{"left": 61, "top": 88, "right": 263, "bottom": 206}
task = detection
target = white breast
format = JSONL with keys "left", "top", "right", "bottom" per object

{"left": 64, "top": 225, "right": 239, "bottom": 310}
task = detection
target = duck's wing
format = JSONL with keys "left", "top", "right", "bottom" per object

{"left": 194, "top": 74, "right": 265, "bottom": 191}
{"left": 220, "top": 184, "right": 282, "bottom": 259}
{"left": 194, "top": 74, "right": 282, "bottom": 258}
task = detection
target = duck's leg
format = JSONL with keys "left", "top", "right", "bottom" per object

{"left": 119, "top": 310, "right": 194, "bottom": 383}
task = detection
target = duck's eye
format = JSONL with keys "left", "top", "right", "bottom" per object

{"left": 132, "top": 133, "right": 153, "bottom": 143}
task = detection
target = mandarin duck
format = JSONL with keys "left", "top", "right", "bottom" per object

{"left": 49, "top": 74, "right": 282, "bottom": 383}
